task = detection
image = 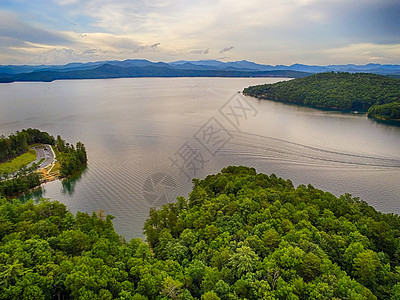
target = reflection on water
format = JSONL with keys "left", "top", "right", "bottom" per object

{"left": 62, "top": 167, "right": 87, "bottom": 195}
{"left": 1, "top": 77, "right": 399, "bottom": 240}
{"left": 18, "top": 167, "right": 87, "bottom": 202}
{"left": 19, "top": 186, "right": 44, "bottom": 203}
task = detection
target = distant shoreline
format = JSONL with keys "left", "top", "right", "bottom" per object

{"left": 0, "top": 74, "right": 298, "bottom": 84}
{"left": 0, "top": 64, "right": 310, "bottom": 83}
{"left": 3, "top": 59, "right": 400, "bottom": 83}
{"left": 243, "top": 93, "right": 400, "bottom": 126}
{"left": 246, "top": 94, "right": 371, "bottom": 115}
{"left": 243, "top": 72, "right": 400, "bottom": 126}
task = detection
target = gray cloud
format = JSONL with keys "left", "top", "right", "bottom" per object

{"left": 82, "top": 48, "right": 98, "bottom": 55}
{"left": 133, "top": 43, "right": 161, "bottom": 53}
{"left": 1, "top": 0, "right": 399, "bottom": 65}
{"left": 219, "top": 46, "right": 233, "bottom": 54}
{"left": 189, "top": 48, "right": 210, "bottom": 55}
{"left": 0, "top": 36, "right": 30, "bottom": 48}
{"left": 0, "top": 11, "right": 71, "bottom": 46}
{"left": 342, "top": 1, "right": 400, "bottom": 44}
{"left": 287, "top": 0, "right": 400, "bottom": 45}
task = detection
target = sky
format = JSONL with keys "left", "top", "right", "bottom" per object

{"left": 0, "top": 0, "right": 400, "bottom": 65}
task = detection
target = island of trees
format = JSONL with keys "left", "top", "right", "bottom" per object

{"left": 54, "top": 136, "right": 88, "bottom": 178}
{"left": 1, "top": 166, "right": 399, "bottom": 299}
{"left": 0, "top": 129, "right": 87, "bottom": 197}
{"left": 243, "top": 72, "right": 400, "bottom": 124}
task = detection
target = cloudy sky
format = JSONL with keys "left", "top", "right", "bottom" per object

{"left": 1, "top": 0, "right": 399, "bottom": 65}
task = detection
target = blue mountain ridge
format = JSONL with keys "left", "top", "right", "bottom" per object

{"left": 1, "top": 59, "right": 400, "bottom": 75}
{"left": 1, "top": 59, "right": 399, "bottom": 83}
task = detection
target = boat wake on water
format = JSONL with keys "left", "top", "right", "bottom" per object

{"left": 220, "top": 131, "right": 400, "bottom": 170}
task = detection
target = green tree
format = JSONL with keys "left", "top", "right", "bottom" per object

{"left": 228, "top": 246, "right": 259, "bottom": 278}
{"left": 353, "top": 250, "right": 381, "bottom": 288}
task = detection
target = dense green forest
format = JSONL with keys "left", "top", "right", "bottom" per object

{"left": 0, "top": 165, "right": 41, "bottom": 198}
{"left": 0, "top": 130, "right": 87, "bottom": 197}
{"left": 243, "top": 72, "right": 400, "bottom": 123}
{"left": 55, "top": 136, "right": 88, "bottom": 177}
{"left": 1, "top": 166, "right": 400, "bottom": 299}
{"left": 367, "top": 102, "right": 400, "bottom": 122}
{"left": 0, "top": 129, "right": 55, "bottom": 163}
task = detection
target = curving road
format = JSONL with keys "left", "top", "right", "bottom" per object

{"left": 30, "top": 144, "right": 55, "bottom": 169}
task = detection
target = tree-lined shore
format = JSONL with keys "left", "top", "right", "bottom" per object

{"left": 243, "top": 72, "right": 400, "bottom": 124}
{"left": 0, "top": 129, "right": 87, "bottom": 198}
{"left": 1, "top": 166, "right": 399, "bottom": 299}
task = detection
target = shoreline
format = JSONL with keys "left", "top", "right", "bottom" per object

{"left": 244, "top": 93, "right": 400, "bottom": 126}
{"left": 244, "top": 93, "right": 368, "bottom": 114}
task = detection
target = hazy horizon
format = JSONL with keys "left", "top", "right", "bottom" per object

{"left": 1, "top": 58, "right": 400, "bottom": 68}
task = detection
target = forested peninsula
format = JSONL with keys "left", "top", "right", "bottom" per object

{"left": 243, "top": 72, "right": 400, "bottom": 124}
{"left": 0, "top": 129, "right": 87, "bottom": 197}
{"left": 1, "top": 166, "right": 400, "bottom": 299}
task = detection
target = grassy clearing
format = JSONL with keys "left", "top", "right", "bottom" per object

{"left": 51, "top": 161, "right": 61, "bottom": 173}
{"left": 0, "top": 149, "right": 36, "bottom": 174}
{"left": 45, "top": 161, "right": 60, "bottom": 174}
{"left": 37, "top": 158, "right": 45, "bottom": 166}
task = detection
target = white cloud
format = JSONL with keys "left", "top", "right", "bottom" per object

{"left": 0, "top": 0, "right": 399, "bottom": 64}
{"left": 30, "top": 48, "right": 77, "bottom": 64}
{"left": 323, "top": 43, "right": 400, "bottom": 64}
{"left": 24, "top": 31, "right": 164, "bottom": 64}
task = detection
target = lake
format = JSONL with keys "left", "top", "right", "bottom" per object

{"left": 1, "top": 77, "right": 399, "bottom": 240}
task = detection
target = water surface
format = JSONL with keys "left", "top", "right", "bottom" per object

{"left": 1, "top": 78, "right": 399, "bottom": 239}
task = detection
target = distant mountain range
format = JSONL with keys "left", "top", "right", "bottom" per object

{"left": 1, "top": 59, "right": 399, "bottom": 83}
{"left": 170, "top": 60, "right": 400, "bottom": 75}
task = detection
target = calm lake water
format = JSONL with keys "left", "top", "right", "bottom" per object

{"left": 1, "top": 77, "right": 399, "bottom": 240}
